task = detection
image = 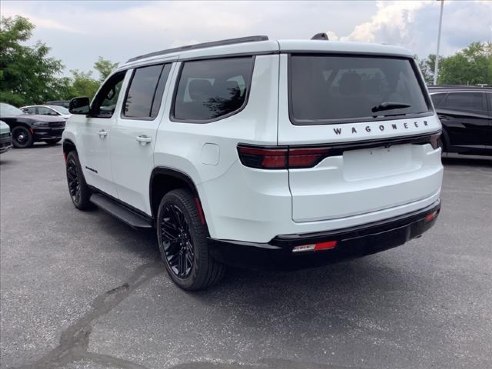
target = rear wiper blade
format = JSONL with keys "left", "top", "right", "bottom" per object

{"left": 371, "top": 102, "right": 411, "bottom": 113}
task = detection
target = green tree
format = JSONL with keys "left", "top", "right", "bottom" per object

{"left": 439, "top": 42, "right": 491, "bottom": 85}
{"left": 67, "top": 70, "right": 100, "bottom": 99}
{"left": 0, "top": 16, "right": 65, "bottom": 105}
{"left": 417, "top": 54, "right": 436, "bottom": 85}
{"left": 94, "top": 57, "right": 118, "bottom": 82}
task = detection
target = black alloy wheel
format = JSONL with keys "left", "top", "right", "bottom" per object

{"left": 157, "top": 189, "right": 225, "bottom": 290}
{"left": 11, "top": 126, "right": 33, "bottom": 148}
{"left": 65, "top": 151, "right": 91, "bottom": 210}
{"left": 160, "top": 204, "right": 195, "bottom": 279}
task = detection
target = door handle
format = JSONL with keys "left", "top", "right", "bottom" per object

{"left": 98, "top": 129, "right": 108, "bottom": 138}
{"left": 136, "top": 135, "right": 152, "bottom": 144}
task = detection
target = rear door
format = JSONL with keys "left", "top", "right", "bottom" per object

{"left": 110, "top": 63, "right": 173, "bottom": 215}
{"left": 437, "top": 92, "right": 489, "bottom": 151}
{"left": 278, "top": 53, "right": 442, "bottom": 222}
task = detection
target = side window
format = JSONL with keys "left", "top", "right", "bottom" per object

{"left": 173, "top": 57, "right": 254, "bottom": 122}
{"left": 91, "top": 71, "right": 126, "bottom": 118}
{"left": 123, "top": 63, "right": 171, "bottom": 119}
{"left": 441, "top": 92, "right": 486, "bottom": 114}
{"left": 430, "top": 93, "right": 446, "bottom": 108}
{"left": 38, "top": 107, "right": 58, "bottom": 116}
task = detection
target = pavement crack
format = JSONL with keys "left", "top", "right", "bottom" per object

{"left": 11, "top": 260, "right": 162, "bottom": 369}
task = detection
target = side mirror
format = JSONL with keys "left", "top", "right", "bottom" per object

{"left": 69, "top": 97, "right": 90, "bottom": 115}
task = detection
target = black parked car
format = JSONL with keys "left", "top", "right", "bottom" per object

{"left": 0, "top": 103, "right": 66, "bottom": 148}
{"left": 429, "top": 86, "right": 492, "bottom": 156}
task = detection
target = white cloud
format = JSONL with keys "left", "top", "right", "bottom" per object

{"left": 344, "top": 1, "right": 427, "bottom": 43}
{"left": 1, "top": 3, "right": 81, "bottom": 33}
{"left": 342, "top": 0, "right": 492, "bottom": 57}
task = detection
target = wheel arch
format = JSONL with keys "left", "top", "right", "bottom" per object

{"left": 63, "top": 139, "right": 77, "bottom": 154}
{"left": 149, "top": 167, "right": 204, "bottom": 222}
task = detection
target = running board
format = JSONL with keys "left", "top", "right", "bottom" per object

{"left": 90, "top": 193, "right": 153, "bottom": 229}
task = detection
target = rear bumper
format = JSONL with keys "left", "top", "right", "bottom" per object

{"left": 208, "top": 200, "right": 440, "bottom": 270}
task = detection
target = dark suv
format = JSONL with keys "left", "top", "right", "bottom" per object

{"left": 429, "top": 86, "right": 492, "bottom": 156}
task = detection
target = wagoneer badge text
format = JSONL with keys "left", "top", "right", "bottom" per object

{"left": 332, "top": 120, "right": 429, "bottom": 136}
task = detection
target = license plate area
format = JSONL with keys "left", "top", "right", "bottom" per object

{"left": 343, "top": 144, "right": 417, "bottom": 181}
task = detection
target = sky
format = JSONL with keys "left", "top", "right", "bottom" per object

{"left": 1, "top": 0, "right": 491, "bottom": 76}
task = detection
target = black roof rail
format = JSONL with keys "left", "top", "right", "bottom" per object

{"left": 127, "top": 35, "right": 269, "bottom": 63}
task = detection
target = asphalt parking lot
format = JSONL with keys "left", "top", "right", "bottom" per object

{"left": 1, "top": 144, "right": 491, "bottom": 369}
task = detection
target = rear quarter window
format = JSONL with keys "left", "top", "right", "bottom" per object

{"left": 289, "top": 54, "right": 431, "bottom": 124}
{"left": 172, "top": 57, "right": 254, "bottom": 123}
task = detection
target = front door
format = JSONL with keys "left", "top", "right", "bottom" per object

{"left": 78, "top": 71, "right": 127, "bottom": 197}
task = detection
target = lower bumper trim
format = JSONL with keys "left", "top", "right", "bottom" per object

{"left": 208, "top": 200, "right": 440, "bottom": 270}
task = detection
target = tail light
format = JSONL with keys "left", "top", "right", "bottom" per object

{"left": 236, "top": 146, "right": 288, "bottom": 169}
{"left": 237, "top": 145, "right": 330, "bottom": 170}
{"left": 238, "top": 131, "right": 442, "bottom": 170}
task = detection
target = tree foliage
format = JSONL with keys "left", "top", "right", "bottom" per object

{"left": 67, "top": 70, "right": 100, "bottom": 99}
{"left": 0, "top": 15, "right": 119, "bottom": 106}
{"left": 94, "top": 57, "right": 118, "bottom": 82}
{"left": 418, "top": 42, "right": 492, "bottom": 86}
{"left": 0, "top": 16, "right": 65, "bottom": 105}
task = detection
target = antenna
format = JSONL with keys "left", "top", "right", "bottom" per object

{"left": 311, "top": 33, "right": 329, "bottom": 40}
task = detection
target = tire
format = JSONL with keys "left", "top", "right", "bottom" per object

{"left": 11, "top": 126, "right": 33, "bottom": 148}
{"left": 66, "top": 151, "right": 92, "bottom": 210}
{"left": 157, "top": 189, "right": 225, "bottom": 291}
{"left": 45, "top": 138, "right": 61, "bottom": 145}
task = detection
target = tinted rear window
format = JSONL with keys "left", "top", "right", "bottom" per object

{"left": 289, "top": 55, "right": 430, "bottom": 124}
{"left": 173, "top": 57, "right": 253, "bottom": 122}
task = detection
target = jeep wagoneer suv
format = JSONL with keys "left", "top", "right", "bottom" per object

{"left": 63, "top": 36, "right": 443, "bottom": 290}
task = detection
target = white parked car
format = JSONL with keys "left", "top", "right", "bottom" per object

{"left": 21, "top": 105, "right": 71, "bottom": 120}
{"left": 62, "top": 35, "right": 443, "bottom": 290}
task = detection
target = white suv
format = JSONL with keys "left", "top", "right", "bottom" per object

{"left": 63, "top": 35, "right": 443, "bottom": 290}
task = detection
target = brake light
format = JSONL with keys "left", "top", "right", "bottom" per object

{"left": 237, "top": 145, "right": 331, "bottom": 170}
{"left": 288, "top": 147, "right": 331, "bottom": 168}
{"left": 236, "top": 146, "right": 288, "bottom": 169}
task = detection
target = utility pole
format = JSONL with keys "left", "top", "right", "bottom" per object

{"left": 433, "top": 0, "right": 444, "bottom": 85}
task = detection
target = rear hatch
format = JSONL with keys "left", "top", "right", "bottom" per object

{"left": 278, "top": 52, "right": 443, "bottom": 222}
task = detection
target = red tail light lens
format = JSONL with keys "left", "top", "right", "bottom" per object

{"left": 288, "top": 147, "right": 331, "bottom": 168}
{"left": 314, "top": 240, "right": 337, "bottom": 251}
{"left": 237, "top": 145, "right": 331, "bottom": 170}
{"left": 237, "top": 146, "right": 288, "bottom": 169}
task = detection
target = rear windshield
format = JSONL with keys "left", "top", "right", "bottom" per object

{"left": 289, "top": 55, "right": 430, "bottom": 124}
